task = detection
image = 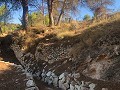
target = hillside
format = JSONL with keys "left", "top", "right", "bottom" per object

{"left": 0, "top": 12, "right": 120, "bottom": 90}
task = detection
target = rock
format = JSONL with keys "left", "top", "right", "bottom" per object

{"left": 46, "top": 71, "right": 52, "bottom": 77}
{"left": 33, "top": 71, "right": 41, "bottom": 77}
{"left": 41, "top": 71, "right": 46, "bottom": 81}
{"left": 63, "top": 81, "right": 70, "bottom": 90}
{"left": 75, "top": 85, "right": 81, "bottom": 90}
{"left": 26, "top": 73, "right": 33, "bottom": 80}
{"left": 81, "top": 81, "right": 85, "bottom": 86}
{"left": 69, "top": 84, "right": 75, "bottom": 90}
{"left": 114, "top": 45, "right": 119, "bottom": 55}
{"left": 53, "top": 77, "right": 58, "bottom": 87}
{"left": 84, "top": 82, "right": 91, "bottom": 86}
{"left": 45, "top": 76, "right": 49, "bottom": 83}
{"left": 89, "top": 83, "right": 96, "bottom": 90}
{"left": 72, "top": 73, "right": 80, "bottom": 78}
{"left": 48, "top": 79, "right": 53, "bottom": 85}
{"left": 41, "top": 72, "right": 46, "bottom": 78}
{"left": 51, "top": 72, "right": 56, "bottom": 77}
{"left": 59, "top": 80, "right": 63, "bottom": 88}
{"left": 48, "top": 76, "right": 54, "bottom": 85}
{"left": 59, "top": 73, "right": 65, "bottom": 80}
{"left": 26, "top": 80, "right": 35, "bottom": 87}
{"left": 61, "top": 76, "right": 66, "bottom": 83}
{"left": 41, "top": 77, "right": 45, "bottom": 82}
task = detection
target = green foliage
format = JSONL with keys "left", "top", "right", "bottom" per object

{"left": 0, "top": 22, "right": 19, "bottom": 33}
{"left": 44, "top": 15, "right": 49, "bottom": 26}
{"left": 83, "top": 14, "right": 91, "bottom": 21}
{"left": 0, "top": 5, "right": 6, "bottom": 21}
{"left": 0, "top": 5, "right": 6, "bottom": 15}
{"left": 0, "top": 4, "right": 12, "bottom": 23}
{"left": 28, "top": 11, "right": 49, "bottom": 26}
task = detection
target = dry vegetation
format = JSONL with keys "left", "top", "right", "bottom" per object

{"left": 12, "top": 12, "right": 120, "bottom": 53}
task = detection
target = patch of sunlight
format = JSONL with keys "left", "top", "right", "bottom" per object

{"left": 0, "top": 61, "right": 11, "bottom": 71}
{"left": 57, "top": 31, "right": 75, "bottom": 39}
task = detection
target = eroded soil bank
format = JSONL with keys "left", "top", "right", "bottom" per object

{"left": 10, "top": 20, "right": 120, "bottom": 90}
{"left": 0, "top": 35, "right": 60, "bottom": 90}
{"left": 0, "top": 17, "right": 120, "bottom": 90}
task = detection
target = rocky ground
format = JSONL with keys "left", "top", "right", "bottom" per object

{"left": 10, "top": 19, "right": 120, "bottom": 90}
{"left": 0, "top": 36, "right": 60, "bottom": 90}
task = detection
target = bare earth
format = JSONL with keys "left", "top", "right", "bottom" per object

{"left": 0, "top": 61, "right": 27, "bottom": 90}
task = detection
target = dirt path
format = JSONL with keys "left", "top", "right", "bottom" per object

{"left": 0, "top": 61, "right": 27, "bottom": 90}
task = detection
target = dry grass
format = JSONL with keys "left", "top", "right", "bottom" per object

{"left": 12, "top": 12, "right": 120, "bottom": 53}
{"left": 57, "top": 30, "right": 75, "bottom": 39}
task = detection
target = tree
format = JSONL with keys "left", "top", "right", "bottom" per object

{"left": 21, "top": 0, "right": 28, "bottom": 30}
{"left": 56, "top": 0, "right": 67, "bottom": 26}
{"left": 47, "top": 0, "right": 54, "bottom": 27}
{"left": 28, "top": 11, "right": 45, "bottom": 26}
{"left": 0, "top": 0, "right": 28, "bottom": 30}
{"left": 85, "top": 0, "right": 114, "bottom": 18}
{"left": 54, "top": 0, "right": 81, "bottom": 26}
{"left": 0, "top": 2, "right": 12, "bottom": 23}
{"left": 83, "top": 14, "right": 91, "bottom": 21}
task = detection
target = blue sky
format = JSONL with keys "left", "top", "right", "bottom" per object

{"left": 11, "top": 0, "right": 120, "bottom": 24}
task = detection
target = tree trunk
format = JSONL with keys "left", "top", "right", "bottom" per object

{"left": 56, "top": 10, "right": 63, "bottom": 26}
{"left": 56, "top": 0, "right": 66, "bottom": 26}
{"left": 47, "top": 0, "right": 54, "bottom": 27}
{"left": 21, "top": 0, "right": 28, "bottom": 30}
{"left": 42, "top": 0, "right": 45, "bottom": 25}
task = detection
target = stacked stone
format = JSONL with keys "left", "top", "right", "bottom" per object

{"left": 41, "top": 70, "right": 96, "bottom": 90}
{"left": 13, "top": 62, "right": 39, "bottom": 90}
{"left": 25, "top": 71, "right": 39, "bottom": 90}
{"left": 12, "top": 39, "right": 111, "bottom": 90}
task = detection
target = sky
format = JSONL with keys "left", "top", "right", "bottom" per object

{"left": 11, "top": 0, "right": 120, "bottom": 24}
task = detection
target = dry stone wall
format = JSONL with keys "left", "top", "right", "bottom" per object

{"left": 11, "top": 44, "right": 99, "bottom": 90}
{"left": 11, "top": 31, "right": 120, "bottom": 90}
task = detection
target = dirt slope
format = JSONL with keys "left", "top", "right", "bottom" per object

{"left": 4, "top": 13, "right": 120, "bottom": 90}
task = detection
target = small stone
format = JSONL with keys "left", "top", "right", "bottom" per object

{"left": 26, "top": 80, "right": 35, "bottom": 87}
{"left": 84, "top": 82, "right": 91, "bottom": 86}
{"left": 53, "top": 77, "right": 58, "bottom": 87}
{"left": 59, "top": 80, "right": 63, "bottom": 88}
{"left": 33, "top": 71, "right": 41, "bottom": 77}
{"left": 69, "top": 84, "right": 75, "bottom": 90}
{"left": 75, "top": 85, "right": 81, "bottom": 90}
{"left": 51, "top": 72, "right": 55, "bottom": 77}
{"left": 26, "top": 73, "right": 33, "bottom": 80}
{"left": 63, "top": 82, "right": 69, "bottom": 89}
{"left": 89, "top": 83, "right": 96, "bottom": 90}
{"left": 46, "top": 71, "right": 52, "bottom": 77}
{"left": 48, "top": 76, "right": 54, "bottom": 84}
{"left": 73, "top": 73, "right": 80, "bottom": 78}
{"left": 59, "top": 73, "right": 65, "bottom": 80}
{"left": 44, "top": 77, "right": 49, "bottom": 83}
{"left": 41, "top": 72, "right": 46, "bottom": 78}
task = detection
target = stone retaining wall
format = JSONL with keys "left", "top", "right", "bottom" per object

{"left": 11, "top": 44, "right": 110, "bottom": 90}
{"left": 41, "top": 70, "right": 96, "bottom": 90}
